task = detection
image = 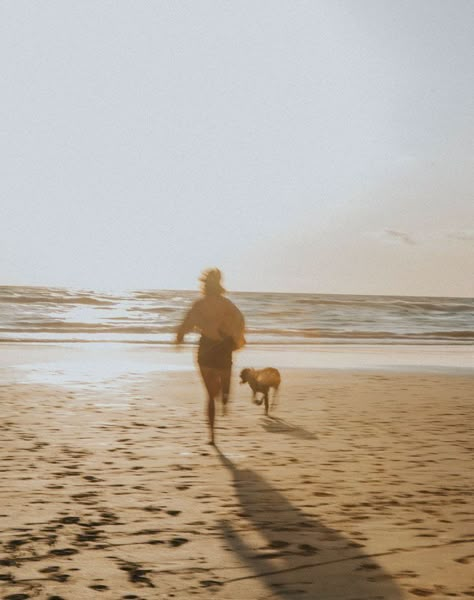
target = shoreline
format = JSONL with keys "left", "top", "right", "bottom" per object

{"left": 0, "top": 342, "right": 472, "bottom": 389}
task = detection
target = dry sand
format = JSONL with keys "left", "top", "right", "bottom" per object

{"left": 0, "top": 365, "right": 473, "bottom": 599}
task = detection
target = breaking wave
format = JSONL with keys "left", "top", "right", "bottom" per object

{"left": 1, "top": 286, "right": 472, "bottom": 345}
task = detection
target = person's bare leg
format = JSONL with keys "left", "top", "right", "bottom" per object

{"left": 220, "top": 367, "right": 231, "bottom": 415}
{"left": 199, "top": 366, "right": 221, "bottom": 445}
{"left": 207, "top": 392, "right": 216, "bottom": 443}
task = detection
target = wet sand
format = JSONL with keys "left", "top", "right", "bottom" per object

{"left": 0, "top": 364, "right": 473, "bottom": 599}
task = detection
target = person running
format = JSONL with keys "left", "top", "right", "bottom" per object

{"left": 176, "top": 269, "right": 245, "bottom": 445}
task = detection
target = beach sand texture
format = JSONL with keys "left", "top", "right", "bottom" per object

{"left": 1, "top": 368, "right": 473, "bottom": 599}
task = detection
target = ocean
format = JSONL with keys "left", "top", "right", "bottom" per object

{"left": 1, "top": 286, "right": 472, "bottom": 346}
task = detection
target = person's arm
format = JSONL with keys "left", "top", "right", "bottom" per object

{"left": 225, "top": 303, "right": 246, "bottom": 349}
{"left": 233, "top": 307, "right": 246, "bottom": 349}
{"left": 176, "top": 305, "right": 198, "bottom": 344}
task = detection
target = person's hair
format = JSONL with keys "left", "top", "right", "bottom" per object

{"left": 200, "top": 268, "right": 225, "bottom": 296}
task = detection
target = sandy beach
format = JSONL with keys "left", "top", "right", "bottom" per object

{"left": 0, "top": 345, "right": 472, "bottom": 600}
{"left": 2, "top": 0, "right": 473, "bottom": 596}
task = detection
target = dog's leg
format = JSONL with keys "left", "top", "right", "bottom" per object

{"left": 264, "top": 391, "right": 269, "bottom": 415}
{"left": 253, "top": 389, "right": 261, "bottom": 405}
{"left": 271, "top": 387, "right": 279, "bottom": 409}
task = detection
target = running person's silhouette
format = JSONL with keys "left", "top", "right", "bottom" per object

{"left": 176, "top": 269, "right": 245, "bottom": 445}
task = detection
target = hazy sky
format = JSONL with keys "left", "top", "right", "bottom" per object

{"left": 1, "top": 1, "right": 473, "bottom": 296}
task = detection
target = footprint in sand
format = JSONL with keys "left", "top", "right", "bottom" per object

{"left": 143, "top": 505, "right": 161, "bottom": 513}
{"left": 89, "top": 584, "right": 109, "bottom": 591}
{"left": 49, "top": 547, "right": 78, "bottom": 556}
{"left": 49, "top": 573, "right": 70, "bottom": 582}
{"left": 117, "top": 561, "right": 155, "bottom": 588}
{"left": 59, "top": 516, "right": 81, "bottom": 524}
{"left": 409, "top": 588, "right": 435, "bottom": 596}
{"left": 454, "top": 554, "right": 473, "bottom": 564}
{"left": 200, "top": 579, "right": 222, "bottom": 587}
{"left": 39, "top": 566, "right": 60, "bottom": 573}
{"left": 267, "top": 540, "right": 290, "bottom": 549}
{"left": 169, "top": 537, "right": 189, "bottom": 547}
{"left": 356, "top": 562, "right": 380, "bottom": 571}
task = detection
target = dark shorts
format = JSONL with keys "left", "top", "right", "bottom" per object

{"left": 198, "top": 336, "right": 233, "bottom": 369}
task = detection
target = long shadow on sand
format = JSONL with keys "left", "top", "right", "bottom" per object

{"left": 259, "top": 415, "right": 317, "bottom": 440}
{"left": 216, "top": 448, "right": 402, "bottom": 600}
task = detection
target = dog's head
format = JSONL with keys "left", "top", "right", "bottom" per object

{"left": 239, "top": 368, "right": 252, "bottom": 384}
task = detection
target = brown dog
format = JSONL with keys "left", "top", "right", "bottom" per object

{"left": 240, "top": 367, "right": 281, "bottom": 415}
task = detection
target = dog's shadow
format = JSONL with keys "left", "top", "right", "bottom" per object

{"left": 260, "top": 415, "right": 317, "bottom": 440}
{"left": 215, "top": 448, "right": 402, "bottom": 599}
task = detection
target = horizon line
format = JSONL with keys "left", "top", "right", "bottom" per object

{"left": 0, "top": 282, "right": 472, "bottom": 301}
